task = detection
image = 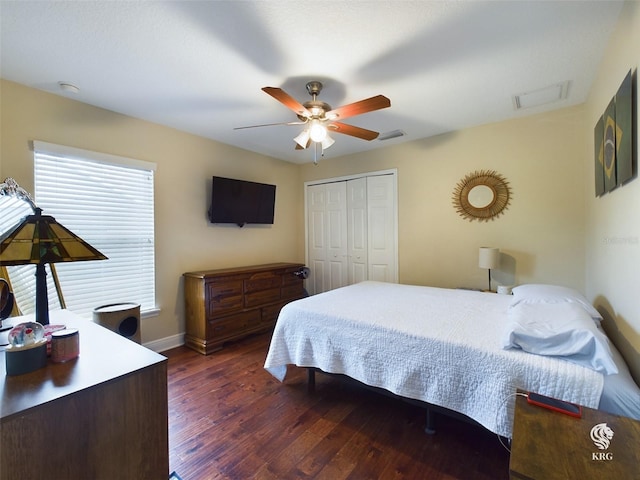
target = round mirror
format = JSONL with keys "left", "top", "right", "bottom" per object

{"left": 452, "top": 170, "right": 512, "bottom": 222}
{"left": 467, "top": 184, "right": 496, "bottom": 209}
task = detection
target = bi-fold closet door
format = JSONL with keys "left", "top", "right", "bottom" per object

{"left": 306, "top": 173, "right": 397, "bottom": 296}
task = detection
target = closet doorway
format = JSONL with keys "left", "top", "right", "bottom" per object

{"left": 305, "top": 169, "right": 398, "bottom": 295}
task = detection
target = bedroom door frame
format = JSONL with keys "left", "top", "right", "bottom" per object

{"left": 304, "top": 168, "right": 398, "bottom": 295}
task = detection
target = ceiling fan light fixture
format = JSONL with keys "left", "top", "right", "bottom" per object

{"left": 321, "top": 135, "right": 335, "bottom": 150}
{"left": 309, "top": 121, "right": 327, "bottom": 142}
{"left": 250, "top": 81, "right": 391, "bottom": 160}
{"left": 294, "top": 130, "right": 310, "bottom": 148}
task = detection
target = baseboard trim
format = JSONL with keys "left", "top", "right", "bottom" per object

{"left": 143, "top": 333, "right": 184, "bottom": 353}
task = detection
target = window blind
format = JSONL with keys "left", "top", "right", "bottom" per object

{"left": 32, "top": 142, "right": 157, "bottom": 319}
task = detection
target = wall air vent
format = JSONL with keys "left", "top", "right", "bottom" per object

{"left": 378, "top": 130, "right": 406, "bottom": 141}
{"left": 513, "top": 81, "right": 569, "bottom": 110}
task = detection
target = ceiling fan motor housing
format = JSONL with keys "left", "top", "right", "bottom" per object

{"left": 306, "top": 81, "right": 323, "bottom": 96}
{"left": 298, "top": 81, "right": 332, "bottom": 121}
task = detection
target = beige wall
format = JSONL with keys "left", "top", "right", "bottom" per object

{"left": 0, "top": 79, "right": 304, "bottom": 344}
{"left": 1, "top": 78, "right": 590, "bottom": 347}
{"left": 3, "top": 1, "right": 637, "bottom": 369}
{"left": 301, "top": 106, "right": 588, "bottom": 293}
{"left": 584, "top": 0, "right": 640, "bottom": 379}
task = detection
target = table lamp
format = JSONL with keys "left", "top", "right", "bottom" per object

{"left": 0, "top": 207, "right": 107, "bottom": 325}
{"left": 478, "top": 247, "right": 500, "bottom": 292}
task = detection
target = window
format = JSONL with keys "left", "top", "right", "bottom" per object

{"left": 28, "top": 141, "right": 157, "bottom": 319}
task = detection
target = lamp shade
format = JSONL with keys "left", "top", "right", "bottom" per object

{"left": 294, "top": 129, "right": 311, "bottom": 149}
{"left": 0, "top": 208, "right": 107, "bottom": 266}
{"left": 0, "top": 208, "right": 107, "bottom": 326}
{"left": 478, "top": 247, "right": 499, "bottom": 269}
{"left": 321, "top": 135, "right": 335, "bottom": 150}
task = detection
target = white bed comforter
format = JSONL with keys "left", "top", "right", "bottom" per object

{"left": 264, "top": 281, "right": 604, "bottom": 437}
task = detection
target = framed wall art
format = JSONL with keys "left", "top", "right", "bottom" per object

{"left": 594, "top": 69, "right": 636, "bottom": 197}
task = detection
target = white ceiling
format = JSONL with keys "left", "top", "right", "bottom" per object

{"left": 0, "top": 1, "right": 624, "bottom": 164}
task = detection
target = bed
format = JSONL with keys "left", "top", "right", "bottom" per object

{"left": 264, "top": 281, "right": 640, "bottom": 438}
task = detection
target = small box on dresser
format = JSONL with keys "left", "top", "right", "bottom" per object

{"left": 183, "top": 263, "right": 306, "bottom": 355}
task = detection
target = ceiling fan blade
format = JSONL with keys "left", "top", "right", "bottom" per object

{"left": 326, "top": 95, "right": 390, "bottom": 121}
{"left": 262, "top": 87, "right": 312, "bottom": 118}
{"left": 234, "top": 121, "right": 306, "bottom": 130}
{"left": 328, "top": 122, "right": 380, "bottom": 141}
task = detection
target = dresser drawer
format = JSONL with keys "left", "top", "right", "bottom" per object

{"left": 281, "top": 283, "right": 304, "bottom": 299}
{"left": 281, "top": 270, "right": 301, "bottom": 286}
{"left": 207, "top": 280, "right": 243, "bottom": 316}
{"left": 245, "top": 287, "right": 281, "bottom": 308}
{"left": 208, "top": 310, "right": 261, "bottom": 341}
{"left": 244, "top": 275, "right": 282, "bottom": 293}
{"left": 261, "top": 303, "right": 285, "bottom": 326}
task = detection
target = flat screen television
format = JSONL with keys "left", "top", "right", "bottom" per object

{"left": 209, "top": 176, "right": 276, "bottom": 226}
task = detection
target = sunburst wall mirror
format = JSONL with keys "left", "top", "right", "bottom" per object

{"left": 452, "top": 170, "right": 512, "bottom": 222}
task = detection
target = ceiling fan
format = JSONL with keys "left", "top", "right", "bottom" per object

{"left": 235, "top": 81, "right": 391, "bottom": 163}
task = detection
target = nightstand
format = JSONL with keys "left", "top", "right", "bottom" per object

{"left": 509, "top": 390, "right": 640, "bottom": 479}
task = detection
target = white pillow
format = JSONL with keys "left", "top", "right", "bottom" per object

{"left": 511, "top": 284, "right": 602, "bottom": 321}
{"left": 502, "top": 301, "right": 618, "bottom": 375}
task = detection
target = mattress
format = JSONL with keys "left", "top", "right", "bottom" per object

{"left": 264, "top": 281, "right": 605, "bottom": 438}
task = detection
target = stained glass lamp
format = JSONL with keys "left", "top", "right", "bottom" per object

{"left": 0, "top": 208, "right": 107, "bottom": 325}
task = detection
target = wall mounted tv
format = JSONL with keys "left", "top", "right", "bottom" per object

{"left": 209, "top": 176, "right": 276, "bottom": 227}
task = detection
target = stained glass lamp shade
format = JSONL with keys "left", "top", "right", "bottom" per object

{"left": 0, "top": 208, "right": 107, "bottom": 325}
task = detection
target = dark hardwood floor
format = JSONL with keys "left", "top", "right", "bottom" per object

{"left": 165, "top": 332, "right": 511, "bottom": 480}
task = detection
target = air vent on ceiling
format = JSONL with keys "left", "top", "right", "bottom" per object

{"left": 513, "top": 81, "right": 569, "bottom": 110}
{"left": 378, "top": 129, "right": 406, "bottom": 141}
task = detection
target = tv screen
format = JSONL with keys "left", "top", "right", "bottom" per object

{"left": 209, "top": 176, "right": 276, "bottom": 226}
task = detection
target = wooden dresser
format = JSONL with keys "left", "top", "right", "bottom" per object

{"left": 183, "top": 262, "right": 306, "bottom": 355}
{"left": 0, "top": 310, "right": 169, "bottom": 479}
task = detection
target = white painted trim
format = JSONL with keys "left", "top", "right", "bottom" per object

{"left": 303, "top": 168, "right": 397, "bottom": 187}
{"left": 144, "top": 333, "right": 185, "bottom": 353}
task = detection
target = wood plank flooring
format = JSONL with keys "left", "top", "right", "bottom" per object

{"left": 165, "top": 332, "right": 511, "bottom": 480}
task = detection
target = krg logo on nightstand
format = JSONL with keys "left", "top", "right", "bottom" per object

{"left": 590, "top": 423, "right": 614, "bottom": 461}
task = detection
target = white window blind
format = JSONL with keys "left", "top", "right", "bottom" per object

{"left": 31, "top": 141, "right": 157, "bottom": 319}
